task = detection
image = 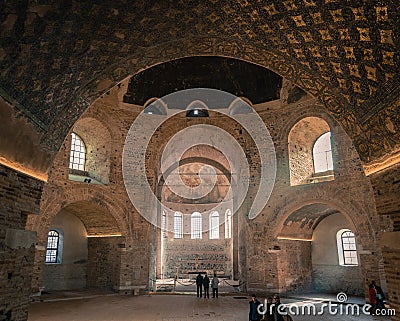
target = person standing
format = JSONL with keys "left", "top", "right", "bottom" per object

{"left": 371, "top": 280, "right": 385, "bottom": 310}
{"left": 249, "top": 294, "right": 262, "bottom": 321}
{"left": 212, "top": 274, "right": 219, "bottom": 298}
{"left": 272, "top": 295, "right": 284, "bottom": 321}
{"left": 263, "top": 297, "right": 274, "bottom": 321}
{"left": 195, "top": 273, "right": 203, "bottom": 298}
{"left": 368, "top": 283, "right": 377, "bottom": 315}
{"left": 203, "top": 274, "right": 210, "bottom": 298}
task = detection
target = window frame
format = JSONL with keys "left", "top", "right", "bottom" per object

{"left": 191, "top": 212, "right": 202, "bottom": 239}
{"left": 173, "top": 212, "right": 183, "bottom": 239}
{"left": 161, "top": 210, "right": 167, "bottom": 238}
{"left": 45, "top": 229, "right": 63, "bottom": 264}
{"left": 225, "top": 209, "right": 232, "bottom": 239}
{"left": 69, "top": 132, "right": 86, "bottom": 171}
{"left": 209, "top": 211, "right": 220, "bottom": 239}
{"left": 312, "top": 131, "right": 333, "bottom": 174}
{"left": 337, "top": 229, "right": 358, "bottom": 266}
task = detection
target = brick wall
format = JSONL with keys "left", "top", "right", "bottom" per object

{"left": 87, "top": 237, "right": 123, "bottom": 290}
{"left": 246, "top": 97, "right": 381, "bottom": 298}
{"left": 162, "top": 238, "right": 232, "bottom": 278}
{"left": 0, "top": 164, "right": 43, "bottom": 321}
{"left": 18, "top": 82, "right": 393, "bottom": 315}
{"left": 370, "top": 164, "right": 400, "bottom": 321}
{"left": 277, "top": 240, "right": 313, "bottom": 293}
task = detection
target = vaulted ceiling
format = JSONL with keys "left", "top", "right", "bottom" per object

{"left": 1, "top": 0, "right": 399, "bottom": 164}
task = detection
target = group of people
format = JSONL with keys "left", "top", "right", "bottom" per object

{"left": 368, "top": 280, "right": 385, "bottom": 314}
{"left": 196, "top": 273, "right": 220, "bottom": 298}
{"left": 249, "top": 294, "right": 290, "bottom": 321}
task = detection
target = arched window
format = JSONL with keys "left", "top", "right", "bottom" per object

{"left": 225, "top": 209, "right": 232, "bottom": 239}
{"left": 209, "top": 211, "right": 219, "bottom": 239}
{"left": 191, "top": 212, "right": 202, "bottom": 239}
{"left": 337, "top": 229, "right": 358, "bottom": 266}
{"left": 69, "top": 132, "right": 86, "bottom": 170}
{"left": 45, "top": 230, "right": 63, "bottom": 264}
{"left": 174, "top": 212, "right": 183, "bottom": 239}
{"left": 313, "top": 132, "right": 333, "bottom": 173}
{"left": 161, "top": 211, "right": 167, "bottom": 238}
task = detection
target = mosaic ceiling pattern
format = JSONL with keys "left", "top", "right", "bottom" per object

{"left": 0, "top": 0, "right": 399, "bottom": 162}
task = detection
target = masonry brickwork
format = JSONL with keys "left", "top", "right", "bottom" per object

{"left": 0, "top": 164, "right": 43, "bottom": 321}
{"left": 370, "top": 164, "right": 400, "bottom": 321}
{"left": 0, "top": 3, "right": 399, "bottom": 321}
{"left": 24, "top": 84, "right": 387, "bottom": 301}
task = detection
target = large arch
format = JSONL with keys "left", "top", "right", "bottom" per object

{"left": 275, "top": 203, "right": 365, "bottom": 295}
{"left": 2, "top": 41, "right": 397, "bottom": 180}
{"left": 27, "top": 186, "right": 130, "bottom": 242}
{"left": 1, "top": 3, "right": 399, "bottom": 319}
{"left": 271, "top": 196, "right": 382, "bottom": 295}
{"left": 45, "top": 38, "right": 361, "bottom": 156}
{"left": 273, "top": 197, "right": 375, "bottom": 246}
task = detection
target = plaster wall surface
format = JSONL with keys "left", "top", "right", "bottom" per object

{"left": 42, "top": 211, "right": 88, "bottom": 291}
{"left": 312, "top": 213, "right": 363, "bottom": 295}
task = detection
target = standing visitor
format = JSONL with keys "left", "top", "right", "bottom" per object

{"left": 272, "top": 295, "right": 284, "bottom": 321}
{"left": 212, "top": 274, "right": 219, "bottom": 298}
{"left": 249, "top": 294, "right": 262, "bottom": 321}
{"left": 368, "top": 283, "right": 377, "bottom": 315}
{"left": 196, "top": 273, "right": 203, "bottom": 298}
{"left": 203, "top": 273, "right": 210, "bottom": 298}
{"left": 371, "top": 280, "right": 385, "bottom": 310}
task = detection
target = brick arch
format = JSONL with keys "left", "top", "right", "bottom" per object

{"left": 33, "top": 186, "right": 130, "bottom": 243}
{"left": 272, "top": 198, "right": 376, "bottom": 250}
{"left": 71, "top": 116, "right": 113, "bottom": 184}
{"left": 276, "top": 100, "right": 338, "bottom": 145}
{"left": 157, "top": 156, "right": 234, "bottom": 206}
{"left": 44, "top": 35, "right": 366, "bottom": 161}
{"left": 143, "top": 110, "right": 263, "bottom": 215}
{"left": 158, "top": 157, "right": 232, "bottom": 187}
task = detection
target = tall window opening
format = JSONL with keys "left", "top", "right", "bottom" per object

{"left": 225, "top": 209, "right": 232, "bottom": 238}
{"left": 162, "top": 211, "right": 167, "bottom": 238}
{"left": 45, "top": 230, "right": 63, "bottom": 264}
{"left": 313, "top": 132, "right": 333, "bottom": 173}
{"left": 69, "top": 132, "right": 86, "bottom": 170}
{"left": 209, "top": 211, "right": 219, "bottom": 239}
{"left": 337, "top": 229, "right": 358, "bottom": 266}
{"left": 174, "top": 212, "right": 183, "bottom": 239}
{"left": 288, "top": 117, "right": 334, "bottom": 186}
{"left": 191, "top": 212, "right": 202, "bottom": 239}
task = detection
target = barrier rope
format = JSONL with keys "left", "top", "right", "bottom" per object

{"left": 151, "top": 278, "right": 247, "bottom": 289}
{"left": 221, "top": 279, "right": 247, "bottom": 287}
{"left": 175, "top": 279, "right": 197, "bottom": 286}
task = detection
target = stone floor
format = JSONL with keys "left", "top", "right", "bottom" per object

{"left": 28, "top": 292, "right": 394, "bottom": 321}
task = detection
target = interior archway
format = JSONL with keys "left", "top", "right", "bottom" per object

{"left": 156, "top": 145, "right": 235, "bottom": 283}
{"left": 276, "top": 203, "right": 364, "bottom": 295}
{"left": 39, "top": 201, "right": 123, "bottom": 292}
{"left": 1, "top": 3, "right": 399, "bottom": 320}
{"left": 288, "top": 117, "right": 333, "bottom": 186}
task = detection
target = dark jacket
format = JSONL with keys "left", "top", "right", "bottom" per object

{"left": 272, "top": 303, "right": 284, "bottom": 321}
{"left": 263, "top": 303, "right": 274, "bottom": 321}
{"left": 249, "top": 299, "right": 261, "bottom": 321}
{"left": 195, "top": 274, "right": 203, "bottom": 286}
{"left": 203, "top": 275, "right": 210, "bottom": 288}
